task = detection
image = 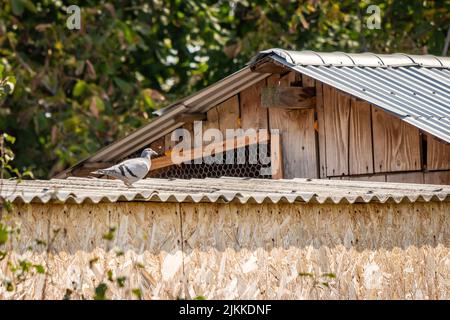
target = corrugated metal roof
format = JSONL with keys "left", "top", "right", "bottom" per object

{"left": 1, "top": 177, "right": 449, "bottom": 205}
{"left": 252, "top": 49, "right": 450, "bottom": 143}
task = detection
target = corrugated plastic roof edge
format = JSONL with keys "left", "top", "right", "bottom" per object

{"left": 1, "top": 177, "right": 449, "bottom": 205}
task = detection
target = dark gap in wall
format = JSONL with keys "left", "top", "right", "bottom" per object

{"left": 421, "top": 132, "right": 428, "bottom": 171}
{"left": 347, "top": 98, "right": 352, "bottom": 177}
{"left": 369, "top": 104, "right": 378, "bottom": 179}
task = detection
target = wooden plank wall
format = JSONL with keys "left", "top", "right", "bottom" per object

{"left": 349, "top": 99, "right": 373, "bottom": 175}
{"left": 323, "top": 84, "right": 351, "bottom": 176}
{"left": 160, "top": 71, "right": 318, "bottom": 179}
{"left": 155, "top": 71, "right": 449, "bottom": 185}
{"left": 427, "top": 135, "right": 450, "bottom": 171}
{"left": 372, "top": 108, "right": 421, "bottom": 173}
{"left": 266, "top": 72, "right": 317, "bottom": 179}
{"left": 318, "top": 85, "right": 450, "bottom": 184}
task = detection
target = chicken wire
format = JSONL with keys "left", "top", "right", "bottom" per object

{"left": 147, "top": 145, "right": 273, "bottom": 179}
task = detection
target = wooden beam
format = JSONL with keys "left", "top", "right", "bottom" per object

{"left": 270, "top": 130, "right": 283, "bottom": 179}
{"left": 174, "top": 112, "right": 206, "bottom": 123}
{"left": 150, "top": 131, "right": 271, "bottom": 171}
{"left": 261, "top": 86, "right": 316, "bottom": 109}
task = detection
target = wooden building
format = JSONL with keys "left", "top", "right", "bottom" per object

{"left": 57, "top": 49, "right": 450, "bottom": 185}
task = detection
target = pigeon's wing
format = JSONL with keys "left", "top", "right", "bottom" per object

{"left": 118, "top": 158, "right": 150, "bottom": 181}
{"left": 92, "top": 163, "right": 130, "bottom": 182}
{"left": 91, "top": 158, "right": 150, "bottom": 184}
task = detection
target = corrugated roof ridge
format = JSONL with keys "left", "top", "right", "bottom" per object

{"left": 252, "top": 48, "right": 450, "bottom": 69}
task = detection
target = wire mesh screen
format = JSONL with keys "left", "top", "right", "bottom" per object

{"left": 147, "top": 145, "right": 272, "bottom": 179}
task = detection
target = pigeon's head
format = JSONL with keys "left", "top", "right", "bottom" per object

{"left": 141, "top": 148, "right": 159, "bottom": 159}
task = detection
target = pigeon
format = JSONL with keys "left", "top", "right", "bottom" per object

{"left": 91, "top": 148, "right": 159, "bottom": 187}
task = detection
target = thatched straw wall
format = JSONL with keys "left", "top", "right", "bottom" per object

{"left": 0, "top": 201, "right": 449, "bottom": 299}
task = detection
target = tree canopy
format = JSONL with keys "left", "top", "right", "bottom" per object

{"left": 0, "top": 0, "right": 448, "bottom": 178}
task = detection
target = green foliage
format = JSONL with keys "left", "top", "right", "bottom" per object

{"left": 0, "top": 224, "right": 8, "bottom": 245}
{"left": 0, "top": 0, "right": 448, "bottom": 178}
{"left": 94, "top": 282, "right": 108, "bottom": 300}
{"left": 132, "top": 288, "right": 142, "bottom": 300}
{"left": 33, "top": 264, "right": 45, "bottom": 274}
{"left": 102, "top": 227, "right": 116, "bottom": 241}
{"left": 116, "top": 276, "right": 126, "bottom": 288}
{"left": 298, "top": 271, "right": 337, "bottom": 291}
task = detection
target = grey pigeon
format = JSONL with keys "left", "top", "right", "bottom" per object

{"left": 91, "top": 148, "right": 159, "bottom": 187}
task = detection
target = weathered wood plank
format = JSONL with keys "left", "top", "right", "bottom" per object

{"left": 240, "top": 79, "right": 268, "bottom": 130}
{"left": 323, "top": 85, "right": 350, "bottom": 176}
{"left": 270, "top": 130, "right": 283, "bottom": 179}
{"left": 349, "top": 99, "right": 374, "bottom": 175}
{"left": 261, "top": 87, "right": 316, "bottom": 109}
{"left": 216, "top": 95, "right": 240, "bottom": 137}
{"left": 427, "top": 135, "right": 450, "bottom": 170}
{"left": 301, "top": 74, "right": 316, "bottom": 87}
{"left": 267, "top": 73, "right": 317, "bottom": 178}
{"left": 386, "top": 172, "right": 424, "bottom": 184}
{"left": 424, "top": 171, "right": 450, "bottom": 185}
{"left": 372, "top": 107, "right": 421, "bottom": 173}
{"left": 315, "top": 81, "right": 327, "bottom": 178}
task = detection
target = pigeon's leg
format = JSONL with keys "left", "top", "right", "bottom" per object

{"left": 124, "top": 181, "right": 134, "bottom": 188}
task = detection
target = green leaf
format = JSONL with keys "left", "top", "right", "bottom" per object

{"left": 33, "top": 264, "right": 45, "bottom": 274}
{"left": 116, "top": 276, "right": 126, "bottom": 288}
{"left": 11, "top": 0, "right": 24, "bottom": 16}
{"left": 0, "top": 225, "right": 8, "bottom": 245}
{"left": 3, "top": 133, "right": 16, "bottom": 144}
{"left": 321, "top": 273, "right": 336, "bottom": 279}
{"left": 3, "top": 201, "right": 13, "bottom": 213}
{"left": 132, "top": 288, "right": 142, "bottom": 300}
{"left": 35, "top": 239, "right": 47, "bottom": 246}
{"left": 194, "top": 295, "right": 207, "bottom": 300}
{"left": 298, "top": 272, "right": 314, "bottom": 278}
{"left": 107, "top": 269, "right": 113, "bottom": 282}
{"left": 102, "top": 227, "right": 116, "bottom": 241}
{"left": 113, "top": 77, "right": 133, "bottom": 93}
{"left": 93, "top": 283, "right": 108, "bottom": 300}
{"left": 115, "top": 250, "right": 124, "bottom": 257}
{"left": 72, "top": 80, "right": 87, "bottom": 97}
{"left": 5, "top": 281, "right": 14, "bottom": 292}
